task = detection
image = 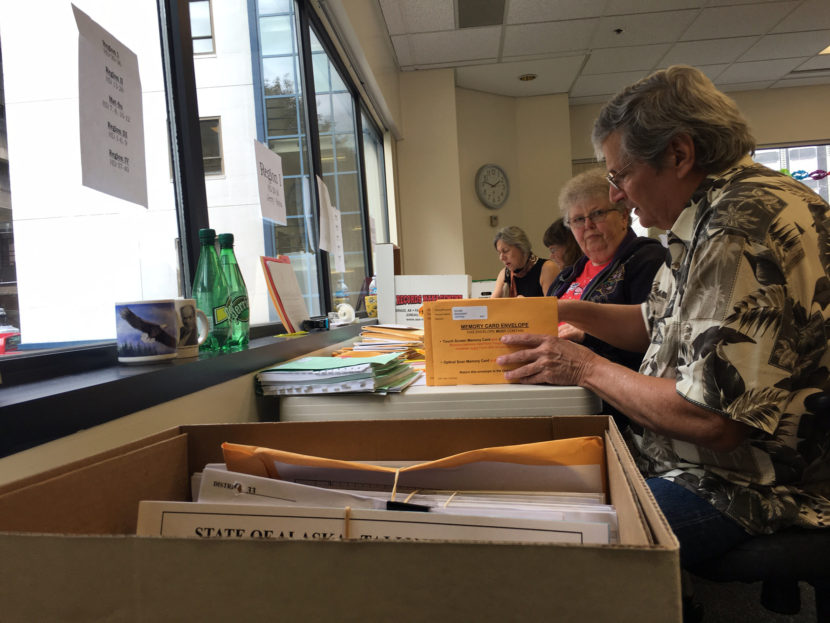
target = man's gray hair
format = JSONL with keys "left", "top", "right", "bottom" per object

{"left": 493, "top": 225, "right": 532, "bottom": 258}
{"left": 591, "top": 65, "right": 755, "bottom": 173}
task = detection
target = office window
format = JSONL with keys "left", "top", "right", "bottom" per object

{"left": 309, "top": 27, "right": 369, "bottom": 310}
{"left": 200, "top": 117, "right": 223, "bottom": 176}
{"left": 755, "top": 144, "right": 830, "bottom": 203}
{"left": 361, "top": 111, "right": 389, "bottom": 248}
{"left": 0, "top": 1, "right": 180, "bottom": 347}
{"left": 0, "top": 0, "right": 391, "bottom": 368}
{"left": 189, "top": 0, "right": 215, "bottom": 54}
{"left": 254, "top": 0, "right": 320, "bottom": 318}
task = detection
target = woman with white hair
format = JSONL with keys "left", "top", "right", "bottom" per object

{"left": 490, "top": 225, "right": 558, "bottom": 298}
{"left": 549, "top": 168, "right": 665, "bottom": 372}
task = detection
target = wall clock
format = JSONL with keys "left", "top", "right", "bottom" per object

{"left": 475, "top": 163, "right": 509, "bottom": 209}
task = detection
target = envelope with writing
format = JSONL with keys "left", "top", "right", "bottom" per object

{"left": 222, "top": 436, "right": 606, "bottom": 496}
{"left": 423, "top": 297, "right": 558, "bottom": 386}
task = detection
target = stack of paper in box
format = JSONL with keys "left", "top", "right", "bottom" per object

{"left": 256, "top": 352, "right": 421, "bottom": 396}
{"left": 138, "top": 436, "right": 619, "bottom": 545}
{"left": 333, "top": 324, "right": 425, "bottom": 361}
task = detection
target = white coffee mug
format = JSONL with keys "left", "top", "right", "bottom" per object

{"left": 174, "top": 298, "right": 209, "bottom": 358}
{"left": 115, "top": 299, "right": 207, "bottom": 363}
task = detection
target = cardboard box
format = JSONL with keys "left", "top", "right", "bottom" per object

{"left": 375, "top": 241, "right": 472, "bottom": 327}
{"left": 0, "top": 417, "right": 681, "bottom": 622}
{"left": 471, "top": 279, "right": 498, "bottom": 298}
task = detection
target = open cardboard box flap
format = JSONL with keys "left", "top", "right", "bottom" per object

{"left": 0, "top": 416, "right": 681, "bottom": 622}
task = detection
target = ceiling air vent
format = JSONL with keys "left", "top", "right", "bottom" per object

{"left": 458, "top": 0, "right": 506, "bottom": 28}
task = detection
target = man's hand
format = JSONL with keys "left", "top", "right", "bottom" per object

{"left": 495, "top": 333, "right": 596, "bottom": 386}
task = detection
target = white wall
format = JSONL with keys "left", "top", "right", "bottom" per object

{"left": 569, "top": 83, "right": 830, "bottom": 162}
{"left": 396, "top": 70, "right": 466, "bottom": 274}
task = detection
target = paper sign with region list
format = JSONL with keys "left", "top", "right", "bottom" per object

{"left": 424, "top": 297, "right": 558, "bottom": 386}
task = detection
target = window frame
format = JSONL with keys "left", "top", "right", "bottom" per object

{"left": 200, "top": 116, "right": 224, "bottom": 176}
{"left": 189, "top": 0, "right": 216, "bottom": 55}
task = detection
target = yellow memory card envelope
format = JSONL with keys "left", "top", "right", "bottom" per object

{"left": 423, "top": 297, "right": 558, "bottom": 386}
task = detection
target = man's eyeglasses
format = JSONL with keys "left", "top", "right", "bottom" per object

{"left": 606, "top": 160, "right": 634, "bottom": 190}
{"left": 566, "top": 208, "right": 619, "bottom": 230}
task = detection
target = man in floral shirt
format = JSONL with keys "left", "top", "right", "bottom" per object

{"left": 496, "top": 66, "right": 829, "bottom": 572}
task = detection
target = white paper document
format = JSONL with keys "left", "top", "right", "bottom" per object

{"left": 137, "top": 500, "right": 611, "bottom": 544}
{"left": 316, "top": 176, "right": 345, "bottom": 273}
{"left": 197, "top": 466, "right": 386, "bottom": 509}
{"left": 74, "top": 4, "right": 147, "bottom": 207}
{"left": 194, "top": 467, "right": 618, "bottom": 541}
{"left": 254, "top": 139, "right": 287, "bottom": 225}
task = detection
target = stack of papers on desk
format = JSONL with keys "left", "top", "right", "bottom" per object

{"left": 256, "top": 352, "right": 421, "bottom": 395}
{"left": 332, "top": 324, "right": 425, "bottom": 361}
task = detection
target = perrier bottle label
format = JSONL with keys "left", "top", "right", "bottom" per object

{"left": 213, "top": 299, "right": 230, "bottom": 325}
{"left": 228, "top": 295, "right": 250, "bottom": 323}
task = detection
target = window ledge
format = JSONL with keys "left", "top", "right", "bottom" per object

{"left": 0, "top": 323, "right": 364, "bottom": 458}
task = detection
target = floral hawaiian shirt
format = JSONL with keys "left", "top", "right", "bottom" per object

{"left": 629, "top": 156, "right": 830, "bottom": 535}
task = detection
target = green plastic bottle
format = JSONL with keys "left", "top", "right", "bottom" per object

{"left": 193, "top": 228, "right": 230, "bottom": 352}
{"left": 218, "top": 233, "right": 250, "bottom": 351}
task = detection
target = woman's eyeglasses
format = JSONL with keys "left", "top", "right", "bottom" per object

{"left": 566, "top": 208, "right": 619, "bottom": 230}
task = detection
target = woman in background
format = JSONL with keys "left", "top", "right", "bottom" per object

{"left": 543, "top": 217, "right": 582, "bottom": 270}
{"left": 491, "top": 226, "right": 558, "bottom": 298}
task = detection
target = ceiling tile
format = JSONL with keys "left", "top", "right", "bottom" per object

{"left": 570, "top": 69, "right": 650, "bottom": 97}
{"left": 395, "top": 28, "right": 502, "bottom": 67}
{"left": 391, "top": 35, "right": 413, "bottom": 67}
{"left": 569, "top": 94, "right": 615, "bottom": 106}
{"left": 660, "top": 37, "right": 757, "bottom": 66}
{"left": 507, "top": 0, "right": 607, "bottom": 23}
{"left": 772, "top": 74, "right": 830, "bottom": 87}
{"left": 378, "top": 0, "right": 454, "bottom": 36}
{"left": 604, "top": 0, "right": 704, "bottom": 14}
{"left": 503, "top": 19, "right": 598, "bottom": 57}
{"left": 717, "top": 57, "right": 806, "bottom": 82}
{"left": 718, "top": 79, "right": 776, "bottom": 91}
{"left": 740, "top": 30, "right": 830, "bottom": 60}
{"left": 376, "top": 0, "right": 830, "bottom": 99}
{"left": 772, "top": 0, "right": 830, "bottom": 32}
{"left": 582, "top": 43, "right": 671, "bottom": 74}
{"left": 793, "top": 54, "right": 830, "bottom": 70}
{"left": 706, "top": 0, "right": 792, "bottom": 5}
{"left": 456, "top": 55, "right": 585, "bottom": 96}
{"left": 592, "top": 11, "right": 699, "bottom": 47}
{"left": 378, "top": 0, "right": 407, "bottom": 36}
{"left": 681, "top": 3, "right": 800, "bottom": 39}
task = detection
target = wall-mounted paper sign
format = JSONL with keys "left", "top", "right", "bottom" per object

{"left": 317, "top": 176, "right": 346, "bottom": 274}
{"left": 254, "top": 139, "right": 287, "bottom": 225}
{"left": 74, "top": 4, "right": 147, "bottom": 207}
